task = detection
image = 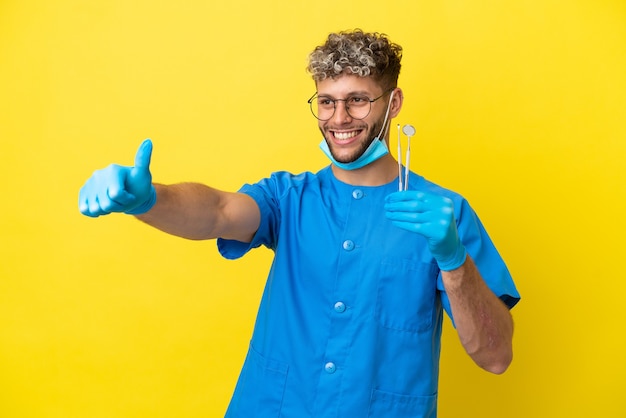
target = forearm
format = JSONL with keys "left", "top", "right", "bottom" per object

{"left": 442, "top": 256, "right": 514, "bottom": 374}
{"left": 79, "top": 142, "right": 258, "bottom": 241}
{"left": 133, "top": 183, "right": 223, "bottom": 240}
{"left": 135, "top": 182, "right": 260, "bottom": 242}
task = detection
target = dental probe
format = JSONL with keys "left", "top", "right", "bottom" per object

{"left": 397, "top": 124, "right": 403, "bottom": 191}
{"left": 402, "top": 124, "right": 416, "bottom": 191}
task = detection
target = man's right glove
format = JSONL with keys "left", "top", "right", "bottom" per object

{"left": 79, "top": 139, "right": 156, "bottom": 217}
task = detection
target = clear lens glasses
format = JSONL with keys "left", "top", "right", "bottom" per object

{"left": 307, "top": 88, "right": 393, "bottom": 121}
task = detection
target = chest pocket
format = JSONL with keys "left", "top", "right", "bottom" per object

{"left": 375, "top": 257, "right": 440, "bottom": 333}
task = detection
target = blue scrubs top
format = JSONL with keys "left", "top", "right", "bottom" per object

{"left": 218, "top": 166, "right": 520, "bottom": 418}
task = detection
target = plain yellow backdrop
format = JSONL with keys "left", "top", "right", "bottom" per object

{"left": 1, "top": 0, "right": 625, "bottom": 417}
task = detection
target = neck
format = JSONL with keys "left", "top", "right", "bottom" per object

{"left": 330, "top": 153, "right": 399, "bottom": 186}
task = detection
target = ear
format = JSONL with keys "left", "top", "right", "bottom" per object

{"left": 389, "top": 87, "right": 404, "bottom": 118}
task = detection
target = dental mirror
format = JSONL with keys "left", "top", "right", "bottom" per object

{"left": 402, "top": 124, "right": 416, "bottom": 137}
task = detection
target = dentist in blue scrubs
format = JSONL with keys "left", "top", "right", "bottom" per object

{"left": 79, "top": 29, "right": 520, "bottom": 418}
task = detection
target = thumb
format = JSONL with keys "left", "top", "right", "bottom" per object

{"left": 134, "top": 139, "right": 153, "bottom": 171}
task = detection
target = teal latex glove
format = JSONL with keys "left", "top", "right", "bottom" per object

{"left": 79, "top": 139, "right": 156, "bottom": 217}
{"left": 384, "top": 191, "right": 467, "bottom": 271}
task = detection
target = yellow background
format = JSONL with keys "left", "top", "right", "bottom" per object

{"left": 1, "top": 0, "right": 625, "bottom": 417}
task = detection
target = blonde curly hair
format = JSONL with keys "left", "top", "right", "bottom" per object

{"left": 307, "top": 29, "right": 402, "bottom": 89}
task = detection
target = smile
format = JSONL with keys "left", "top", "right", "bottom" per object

{"left": 331, "top": 130, "right": 362, "bottom": 141}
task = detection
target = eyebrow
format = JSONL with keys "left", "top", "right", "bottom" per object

{"left": 317, "top": 90, "right": 373, "bottom": 98}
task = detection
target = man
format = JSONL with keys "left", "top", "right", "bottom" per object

{"left": 79, "top": 30, "right": 520, "bottom": 417}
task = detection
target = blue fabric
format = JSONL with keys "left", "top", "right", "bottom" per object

{"left": 319, "top": 137, "right": 389, "bottom": 170}
{"left": 218, "top": 166, "right": 520, "bottom": 418}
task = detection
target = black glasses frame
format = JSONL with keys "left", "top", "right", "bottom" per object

{"left": 307, "top": 88, "right": 395, "bottom": 121}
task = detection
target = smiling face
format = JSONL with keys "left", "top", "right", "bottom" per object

{"left": 316, "top": 74, "right": 396, "bottom": 164}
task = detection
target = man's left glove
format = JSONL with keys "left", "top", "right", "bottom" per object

{"left": 384, "top": 191, "right": 467, "bottom": 271}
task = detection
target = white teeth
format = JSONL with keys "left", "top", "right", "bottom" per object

{"left": 334, "top": 131, "right": 358, "bottom": 140}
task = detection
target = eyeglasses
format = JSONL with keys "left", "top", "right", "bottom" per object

{"left": 307, "top": 88, "right": 394, "bottom": 121}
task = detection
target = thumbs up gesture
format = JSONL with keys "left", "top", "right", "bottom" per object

{"left": 79, "top": 139, "right": 156, "bottom": 217}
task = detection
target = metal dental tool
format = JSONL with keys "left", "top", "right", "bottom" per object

{"left": 397, "top": 124, "right": 416, "bottom": 191}
{"left": 397, "top": 124, "right": 403, "bottom": 191}
{"left": 402, "top": 124, "right": 415, "bottom": 190}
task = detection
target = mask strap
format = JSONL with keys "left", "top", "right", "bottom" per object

{"left": 376, "top": 89, "right": 396, "bottom": 140}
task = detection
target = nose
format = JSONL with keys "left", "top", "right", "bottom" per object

{"left": 330, "top": 100, "right": 352, "bottom": 124}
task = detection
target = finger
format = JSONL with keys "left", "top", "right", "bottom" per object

{"left": 108, "top": 187, "right": 135, "bottom": 206}
{"left": 395, "top": 196, "right": 453, "bottom": 218}
{"left": 78, "top": 186, "right": 90, "bottom": 215}
{"left": 94, "top": 185, "right": 114, "bottom": 214}
{"left": 388, "top": 219, "right": 429, "bottom": 235}
{"left": 134, "top": 139, "right": 153, "bottom": 172}
{"left": 94, "top": 166, "right": 125, "bottom": 213}
{"left": 386, "top": 191, "right": 422, "bottom": 203}
{"left": 79, "top": 180, "right": 106, "bottom": 217}
{"left": 79, "top": 197, "right": 100, "bottom": 217}
{"left": 384, "top": 199, "right": 428, "bottom": 213}
{"left": 84, "top": 194, "right": 105, "bottom": 217}
{"left": 420, "top": 197, "right": 455, "bottom": 221}
{"left": 385, "top": 209, "right": 431, "bottom": 224}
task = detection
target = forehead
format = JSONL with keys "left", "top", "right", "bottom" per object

{"left": 316, "top": 74, "right": 383, "bottom": 97}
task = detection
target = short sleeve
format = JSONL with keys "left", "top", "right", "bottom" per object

{"left": 217, "top": 172, "right": 305, "bottom": 260}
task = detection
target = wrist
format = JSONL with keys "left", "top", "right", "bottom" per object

{"left": 125, "top": 185, "right": 157, "bottom": 215}
{"left": 436, "top": 245, "right": 467, "bottom": 272}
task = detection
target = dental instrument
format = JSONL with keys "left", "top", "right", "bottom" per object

{"left": 401, "top": 124, "right": 416, "bottom": 191}
{"left": 397, "top": 124, "right": 403, "bottom": 191}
